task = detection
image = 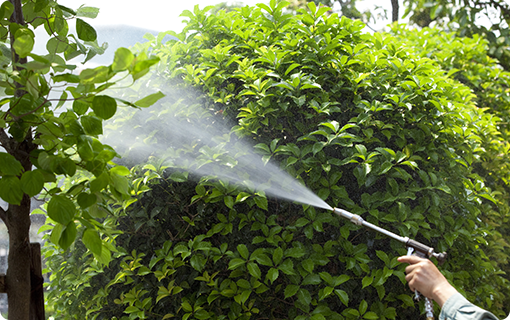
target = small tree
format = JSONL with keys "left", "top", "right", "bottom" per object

{"left": 0, "top": 1, "right": 162, "bottom": 319}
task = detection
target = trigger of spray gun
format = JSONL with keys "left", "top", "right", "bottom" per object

{"left": 407, "top": 247, "right": 421, "bottom": 301}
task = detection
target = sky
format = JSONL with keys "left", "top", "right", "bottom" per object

{"left": 58, "top": 0, "right": 394, "bottom": 33}
{"left": 59, "top": 0, "right": 269, "bottom": 33}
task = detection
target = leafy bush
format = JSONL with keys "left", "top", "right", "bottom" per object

{"left": 45, "top": 1, "right": 510, "bottom": 319}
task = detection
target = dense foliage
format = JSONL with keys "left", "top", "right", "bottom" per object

{"left": 401, "top": 0, "right": 510, "bottom": 70}
{"left": 45, "top": 1, "right": 510, "bottom": 319}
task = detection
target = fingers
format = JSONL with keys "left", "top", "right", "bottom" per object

{"left": 397, "top": 255, "right": 426, "bottom": 265}
{"left": 398, "top": 256, "right": 441, "bottom": 297}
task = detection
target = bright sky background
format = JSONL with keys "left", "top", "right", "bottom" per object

{"left": 59, "top": 0, "right": 269, "bottom": 32}
{"left": 58, "top": 0, "right": 394, "bottom": 33}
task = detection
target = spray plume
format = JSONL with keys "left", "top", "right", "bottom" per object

{"left": 103, "top": 80, "right": 331, "bottom": 210}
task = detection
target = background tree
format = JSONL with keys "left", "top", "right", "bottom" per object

{"left": 45, "top": 2, "right": 510, "bottom": 319}
{"left": 0, "top": 0, "right": 161, "bottom": 319}
{"left": 296, "top": 0, "right": 366, "bottom": 20}
{"left": 300, "top": 0, "right": 510, "bottom": 70}
{"left": 402, "top": 0, "right": 510, "bottom": 70}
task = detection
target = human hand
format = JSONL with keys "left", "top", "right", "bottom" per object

{"left": 397, "top": 255, "right": 458, "bottom": 307}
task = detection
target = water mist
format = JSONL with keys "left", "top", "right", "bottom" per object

{"left": 103, "top": 77, "right": 331, "bottom": 211}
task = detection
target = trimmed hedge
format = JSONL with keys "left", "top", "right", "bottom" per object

{"left": 45, "top": 2, "right": 510, "bottom": 319}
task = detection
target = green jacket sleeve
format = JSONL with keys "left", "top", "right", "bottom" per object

{"left": 439, "top": 292, "right": 499, "bottom": 320}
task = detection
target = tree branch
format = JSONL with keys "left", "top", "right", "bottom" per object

{"left": 0, "top": 206, "right": 7, "bottom": 225}
{"left": 0, "top": 128, "right": 12, "bottom": 153}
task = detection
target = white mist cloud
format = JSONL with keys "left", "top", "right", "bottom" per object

{"left": 102, "top": 76, "right": 331, "bottom": 210}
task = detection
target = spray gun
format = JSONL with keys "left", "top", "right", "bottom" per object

{"left": 332, "top": 207, "right": 447, "bottom": 320}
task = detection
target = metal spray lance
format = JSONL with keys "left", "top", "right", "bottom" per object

{"left": 331, "top": 207, "right": 447, "bottom": 320}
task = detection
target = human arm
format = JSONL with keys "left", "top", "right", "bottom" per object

{"left": 398, "top": 255, "right": 500, "bottom": 320}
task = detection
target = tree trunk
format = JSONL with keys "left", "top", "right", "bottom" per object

{"left": 4, "top": 2, "right": 37, "bottom": 318}
{"left": 30, "top": 243, "right": 45, "bottom": 320}
{"left": 6, "top": 198, "right": 32, "bottom": 320}
{"left": 391, "top": 0, "right": 399, "bottom": 22}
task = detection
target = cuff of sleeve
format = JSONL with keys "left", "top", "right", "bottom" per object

{"left": 439, "top": 292, "right": 470, "bottom": 320}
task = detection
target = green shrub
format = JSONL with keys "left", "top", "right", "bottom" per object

{"left": 45, "top": 1, "right": 510, "bottom": 319}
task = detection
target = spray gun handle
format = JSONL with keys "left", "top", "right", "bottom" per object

{"left": 406, "top": 239, "right": 447, "bottom": 265}
{"left": 407, "top": 247, "right": 435, "bottom": 320}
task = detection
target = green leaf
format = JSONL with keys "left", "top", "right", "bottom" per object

{"left": 302, "top": 259, "right": 314, "bottom": 273}
{"left": 266, "top": 268, "right": 279, "bottom": 284}
{"left": 247, "top": 262, "right": 261, "bottom": 279}
{"left": 376, "top": 250, "right": 390, "bottom": 265}
{"left": 131, "top": 57, "right": 160, "bottom": 80}
{"left": 169, "top": 171, "right": 188, "bottom": 182}
{"left": 278, "top": 259, "right": 295, "bottom": 275}
{"left": 90, "top": 172, "right": 109, "bottom": 192}
{"left": 224, "top": 195, "right": 234, "bottom": 209}
{"left": 195, "top": 309, "right": 210, "bottom": 319}
{"left": 295, "top": 217, "right": 309, "bottom": 227}
{"left": 228, "top": 258, "right": 246, "bottom": 270}
{"left": 285, "top": 246, "right": 305, "bottom": 258}
{"left": 79, "top": 66, "right": 113, "bottom": 84}
{"left": 124, "top": 306, "right": 140, "bottom": 314}
{"left": 50, "top": 223, "right": 63, "bottom": 246}
{"left": 362, "top": 276, "right": 373, "bottom": 289}
{"left": 135, "top": 91, "right": 165, "bottom": 108}
{"left": 110, "top": 173, "right": 129, "bottom": 195}
{"left": 398, "top": 294, "right": 415, "bottom": 307}
{"left": 82, "top": 228, "right": 102, "bottom": 255}
{"left": 319, "top": 286, "right": 334, "bottom": 301}
{"left": 46, "top": 37, "right": 67, "bottom": 54}
{"left": 0, "top": 152, "right": 23, "bottom": 176}
{"left": 273, "top": 247, "right": 283, "bottom": 265}
{"left": 76, "top": 18, "right": 97, "bottom": 41}
{"left": 359, "top": 300, "right": 368, "bottom": 314}
{"left": 252, "top": 251, "right": 273, "bottom": 266}
{"left": 297, "top": 288, "right": 312, "bottom": 306}
{"left": 235, "top": 192, "right": 251, "bottom": 203}
{"left": 73, "top": 99, "right": 89, "bottom": 115}
{"left": 110, "top": 165, "right": 130, "bottom": 176}
{"left": 13, "top": 29, "right": 34, "bottom": 58}
{"left": 0, "top": 176, "right": 23, "bottom": 205}
{"left": 112, "top": 47, "right": 134, "bottom": 71}
{"left": 20, "top": 170, "right": 44, "bottom": 197}
{"left": 302, "top": 274, "right": 321, "bottom": 285}
{"left": 47, "top": 195, "right": 76, "bottom": 225}
{"left": 237, "top": 244, "right": 249, "bottom": 259}
{"left": 0, "top": 1, "right": 13, "bottom": 20}
{"left": 254, "top": 196, "right": 268, "bottom": 210}
{"left": 77, "top": 192, "right": 97, "bottom": 209}
{"left": 190, "top": 254, "right": 206, "bottom": 271}
{"left": 59, "top": 221, "right": 77, "bottom": 250}
{"left": 334, "top": 274, "right": 350, "bottom": 286}
{"left": 364, "top": 311, "right": 379, "bottom": 319}
{"left": 77, "top": 139, "right": 93, "bottom": 161}
{"left": 76, "top": 6, "right": 99, "bottom": 19}
{"left": 92, "top": 95, "right": 117, "bottom": 120}
{"left": 81, "top": 115, "right": 102, "bottom": 136}
{"left": 284, "top": 284, "right": 299, "bottom": 299}
{"left": 335, "top": 289, "right": 349, "bottom": 306}
{"left": 55, "top": 157, "right": 77, "bottom": 176}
